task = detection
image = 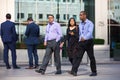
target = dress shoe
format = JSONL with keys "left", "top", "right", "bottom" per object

{"left": 34, "top": 66, "right": 39, "bottom": 69}
{"left": 35, "top": 69, "right": 45, "bottom": 75}
{"left": 68, "top": 71, "right": 77, "bottom": 76}
{"left": 6, "top": 66, "right": 11, "bottom": 69}
{"left": 13, "top": 66, "right": 21, "bottom": 69}
{"left": 71, "top": 72, "right": 77, "bottom": 76}
{"left": 35, "top": 70, "right": 42, "bottom": 73}
{"left": 25, "top": 67, "right": 34, "bottom": 69}
{"left": 68, "top": 71, "right": 72, "bottom": 74}
{"left": 41, "top": 70, "right": 45, "bottom": 75}
{"left": 55, "top": 71, "right": 62, "bottom": 75}
{"left": 89, "top": 72, "right": 97, "bottom": 76}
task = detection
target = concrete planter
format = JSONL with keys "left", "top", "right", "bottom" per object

{"left": 15, "top": 49, "right": 45, "bottom": 63}
{"left": 93, "top": 45, "right": 110, "bottom": 63}
{"left": 0, "top": 45, "right": 110, "bottom": 64}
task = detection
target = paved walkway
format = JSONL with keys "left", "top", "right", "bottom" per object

{"left": 0, "top": 64, "right": 120, "bottom": 80}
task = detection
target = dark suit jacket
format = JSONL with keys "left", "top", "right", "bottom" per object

{"left": 1, "top": 20, "right": 18, "bottom": 43}
{"left": 25, "top": 22, "right": 40, "bottom": 45}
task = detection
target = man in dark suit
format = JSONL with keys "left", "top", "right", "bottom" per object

{"left": 0, "top": 13, "right": 20, "bottom": 69}
{"left": 25, "top": 17, "right": 40, "bottom": 69}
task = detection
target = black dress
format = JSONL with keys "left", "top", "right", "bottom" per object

{"left": 66, "top": 26, "right": 79, "bottom": 59}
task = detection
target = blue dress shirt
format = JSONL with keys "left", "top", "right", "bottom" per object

{"left": 79, "top": 19, "right": 94, "bottom": 41}
{"left": 44, "top": 21, "right": 62, "bottom": 42}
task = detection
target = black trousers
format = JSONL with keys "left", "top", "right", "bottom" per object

{"left": 72, "top": 39, "right": 97, "bottom": 73}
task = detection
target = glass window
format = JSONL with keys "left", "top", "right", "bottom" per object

{"left": 63, "top": 14, "right": 69, "bottom": 20}
{"left": 56, "top": 0, "right": 61, "bottom": 2}
{"left": 63, "top": 0, "right": 66, "bottom": 2}
{"left": 39, "top": 14, "right": 43, "bottom": 19}
{"left": 72, "top": 0, "right": 75, "bottom": 3}
{"left": 63, "top": 14, "right": 66, "bottom": 20}
{"left": 73, "top": 15, "right": 77, "bottom": 20}
{"left": 67, "top": 14, "right": 69, "bottom": 20}
{"left": 47, "top": 14, "right": 51, "bottom": 19}
{"left": 115, "top": 6, "right": 117, "bottom": 9}
{"left": 67, "top": 0, "right": 70, "bottom": 2}
{"left": 17, "top": 13, "right": 24, "bottom": 19}
{"left": 56, "top": 14, "right": 60, "bottom": 20}
{"left": 118, "top": 6, "right": 119, "bottom": 9}
{"left": 28, "top": 13, "right": 32, "bottom": 18}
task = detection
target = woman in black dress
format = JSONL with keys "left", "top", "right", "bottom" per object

{"left": 60, "top": 17, "right": 79, "bottom": 67}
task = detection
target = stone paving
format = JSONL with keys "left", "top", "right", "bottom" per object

{"left": 0, "top": 64, "right": 120, "bottom": 80}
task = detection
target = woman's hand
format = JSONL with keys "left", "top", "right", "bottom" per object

{"left": 69, "top": 32, "right": 74, "bottom": 35}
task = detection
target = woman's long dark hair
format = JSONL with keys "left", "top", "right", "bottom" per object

{"left": 68, "top": 17, "right": 77, "bottom": 28}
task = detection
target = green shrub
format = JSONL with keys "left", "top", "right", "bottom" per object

{"left": 16, "top": 42, "right": 45, "bottom": 49}
{"left": 94, "top": 38, "right": 105, "bottom": 45}
{"left": 16, "top": 42, "right": 27, "bottom": 49}
{"left": 37, "top": 44, "right": 46, "bottom": 49}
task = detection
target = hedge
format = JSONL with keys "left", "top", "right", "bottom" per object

{"left": 93, "top": 38, "right": 105, "bottom": 45}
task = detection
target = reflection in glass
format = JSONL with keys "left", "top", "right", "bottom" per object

{"left": 15, "top": 0, "right": 84, "bottom": 42}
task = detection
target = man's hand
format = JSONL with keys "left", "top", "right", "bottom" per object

{"left": 81, "top": 37, "right": 85, "bottom": 42}
{"left": 44, "top": 42, "right": 47, "bottom": 46}
{"left": 60, "top": 42, "right": 64, "bottom": 48}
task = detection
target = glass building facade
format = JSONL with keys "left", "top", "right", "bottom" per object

{"left": 14, "top": 0, "right": 96, "bottom": 43}
{"left": 15, "top": 0, "right": 86, "bottom": 42}
{"left": 108, "top": 0, "right": 120, "bottom": 58}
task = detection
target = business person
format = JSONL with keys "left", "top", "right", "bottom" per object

{"left": 0, "top": 13, "right": 20, "bottom": 69}
{"left": 35, "top": 14, "right": 62, "bottom": 75}
{"left": 25, "top": 17, "right": 40, "bottom": 69}
{"left": 71, "top": 11, "right": 97, "bottom": 76}
{"left": 60, "top": 17, "right": 79, "bottom": 68}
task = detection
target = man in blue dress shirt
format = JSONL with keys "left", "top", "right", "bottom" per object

{"left": 70, "top": 11, "right": 97, "bottom": 76}
{"left": 36, "top": 14, "right": 62, "bottom": 75}
{"left": 1, "top": 14, "right": 20, "bottom": 69}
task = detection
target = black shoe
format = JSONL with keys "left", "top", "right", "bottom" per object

{"left": 68, "top": 71, "right": 77, "bottom": 76}
{"left": 55, "top": 71, "right": 62, "bottom": 75}
{"left": 6, "top": 66, "right": 11, "bottom": 69}
{"left": 35, "top": 70, "right": 42, "bottom": 73}
{"left": 89, "top": 72, "right": 97, "bottom": 76}
{"left": 34, "top": 66, "right": 39, "bottom": 69}
{"left": 41, "top": 70, "right": 45, "bottom": 75}
{"left": 35, "top": 69, "right": 45, "bottom": 75}
{"left": 13, "top": 66, "right": 21, "bottom": 69}
{"left": 68, "top": 71, "right": 72, "bottom": 74}
{"left": 72, "top": 72, "right": 77, "bottom": 76}
{"left": 25, "top": 66, "right": 34, "bottom": 69}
